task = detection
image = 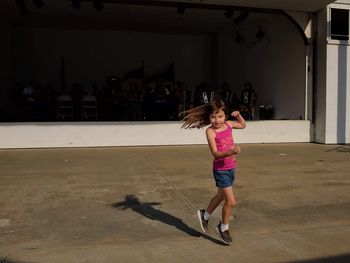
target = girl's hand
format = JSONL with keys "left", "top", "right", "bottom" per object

{"left": 231, "top": 111, "right": 241, "bottom": 118}
{"left": 230, "top": 111, "right": 246, "bottom": 129}
{"left": 230, "top": 145, "right": 241, "bottom": 155}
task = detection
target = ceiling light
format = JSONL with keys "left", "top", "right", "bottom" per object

{"left": 233, "top": 11, "right": 249, "bottom": 25}
{"left": 235, "top": 32, "right": 243, "bottom": 43}
{"left": 32, "top": 0, "right": 45, "bottom": 8}
{"left": 256, "top": 26, "right": 265, "bottom": 39}
{"left": 224, "top": 8, "right": 234, "bottom": 19}
{"left": 177, "top": 5, "right": 185, "bottom": 15}
{"left": 93, "top": 0, "right": 104, "bottom": 11}
{"left": 15, "top": 0, "right": 29, "bottom": 15}
{"left": 72, "top": 0, "right": 81, "bottom": 9}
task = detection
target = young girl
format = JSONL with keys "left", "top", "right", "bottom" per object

{"left": 181, "top": 100, "right": 246, "bottom": 244}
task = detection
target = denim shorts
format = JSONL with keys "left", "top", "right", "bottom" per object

{"left": 213, "top": 169, "right": 235, "bottom": 188}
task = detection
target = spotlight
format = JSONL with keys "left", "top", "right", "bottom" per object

{"left": 177, "top": 5, "right": 185, "bottom": 15}
{"left": 224, "top": 8, "right": 234, "bottom": 19}
{"left": 233, "top": 11, "right": 249, "bottom": 25}
{"left": 235, "top": 32, "right": 243, "bottom": 43}
{"left": 32, "top": 0, "right": 45, "bottom": 8}
{"left": 256, "top": 26, "right": 265, "bottom": 39}
{"left": 72, "top": 0, "right": 81, "bottom": 9}
{"left": 15, "top": 0, "right": 29, "bottom": 15}
{"left": 93, "top": 0, "right": 104, "bottom": 11}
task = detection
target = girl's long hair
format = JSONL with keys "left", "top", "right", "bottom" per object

{"left": 180, "top": 100, "right": 227, "bottom": 129}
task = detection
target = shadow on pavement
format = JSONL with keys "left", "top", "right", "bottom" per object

{"left": 111, "top": 194, "right": 225, "bottom": 246}
{"left": 287, "top": 253, "right": 350, "bottom": 263}
{"left": 326, "top": 144, "right": 350, "bottom": 153}
{"left": 0, "top": 257, "right": 32, "bottom": 263}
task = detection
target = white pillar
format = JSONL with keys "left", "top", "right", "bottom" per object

{"left": 317, "top": 3, "right": 350, "bottom": 144}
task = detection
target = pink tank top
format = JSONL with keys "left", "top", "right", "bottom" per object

{"left": 212, "top": 122, "right": 236, "bottom": 170}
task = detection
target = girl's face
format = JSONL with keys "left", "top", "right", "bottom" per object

{"left": 209, "top": 109, "right": 226, "bottom": 129}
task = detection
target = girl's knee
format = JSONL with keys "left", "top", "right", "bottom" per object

{"left": 225, "top": 199, "right": 236, "bottom": 208}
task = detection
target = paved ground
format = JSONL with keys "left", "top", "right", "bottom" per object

{"left": 0, "top": 143, "right": 350, "bottom": 263}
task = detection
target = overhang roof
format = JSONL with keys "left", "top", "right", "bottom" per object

{"left": 1, "top": 0, "right": 337, "bottom": 13}
{"left": 148, "top": 0, "right": 336, "bottom": 12}
{"left": 0, "top": 0, "right": 336, "bottom": 33}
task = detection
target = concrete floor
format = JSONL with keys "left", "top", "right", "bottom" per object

{"left": 0, "top": 143, "right": 350, "bottom": 263}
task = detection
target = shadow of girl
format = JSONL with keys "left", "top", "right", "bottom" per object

{"left": 112, "top": 194, "right": 224, "bottom": 245}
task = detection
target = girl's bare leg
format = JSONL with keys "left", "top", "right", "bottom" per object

{"left": 220, "top": 186, "right": 236, "bottom": 224}
{"left": 206, "top": 188, "right": 224, "bottom": 214}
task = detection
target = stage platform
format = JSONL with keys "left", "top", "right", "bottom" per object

{"left": 0, "top": 120, "right": 310, "bottom": 149}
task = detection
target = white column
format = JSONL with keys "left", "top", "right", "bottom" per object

{"left": 325, "top": 44, "right": 349, "bottom": 144}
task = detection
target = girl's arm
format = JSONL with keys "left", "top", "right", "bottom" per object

{"left": 206, "top": 128, "right": 240, "bottom": 158}
{"left": 228, "top": 111, "right": 246, "bottom": 129}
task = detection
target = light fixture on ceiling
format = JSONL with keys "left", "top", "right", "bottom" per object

{"left": 15, "top": 0, "right": 29, "bottom": 15}
{"left": 93, "top": 0, "right": 104, "bottom": 11}
{"left": 235, "top": 32, "right": 243, "bottom": 44}
{"left": 224, "top": 8, "right": 234, "bottom": 19}
{"left": 32, "top": 0, "right": 45, "bottom": 8}
{"left": 72, "top": 0, "right": 81, "bottom": 9}
{"left": 256, "top": 26, "right": 265, "bottom": 39}
{"left": 233, "top": 11, "right": 249, "bottom": 25}
{"left": 177, "top": 5, "right": 185, "bottom": 15}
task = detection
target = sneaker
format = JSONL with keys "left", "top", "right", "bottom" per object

{"left": 197, "top": 209, "right": 209, "bottom": 233}
{"left": 217, "top": 222, "right": 232, "bottom": 245}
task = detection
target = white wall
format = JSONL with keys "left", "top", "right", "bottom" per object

{"left": 217, "top": 13, "right": 306, "bottom": 120}
{"left": 0, "top": 121, "right": 310, "bottom": 149}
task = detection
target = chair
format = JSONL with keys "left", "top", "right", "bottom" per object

{"left": 81, "top": 95, "right": 97, "bottom": 120}
{"left": 57, "top": 95, "right": 73, "bottom": 120}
